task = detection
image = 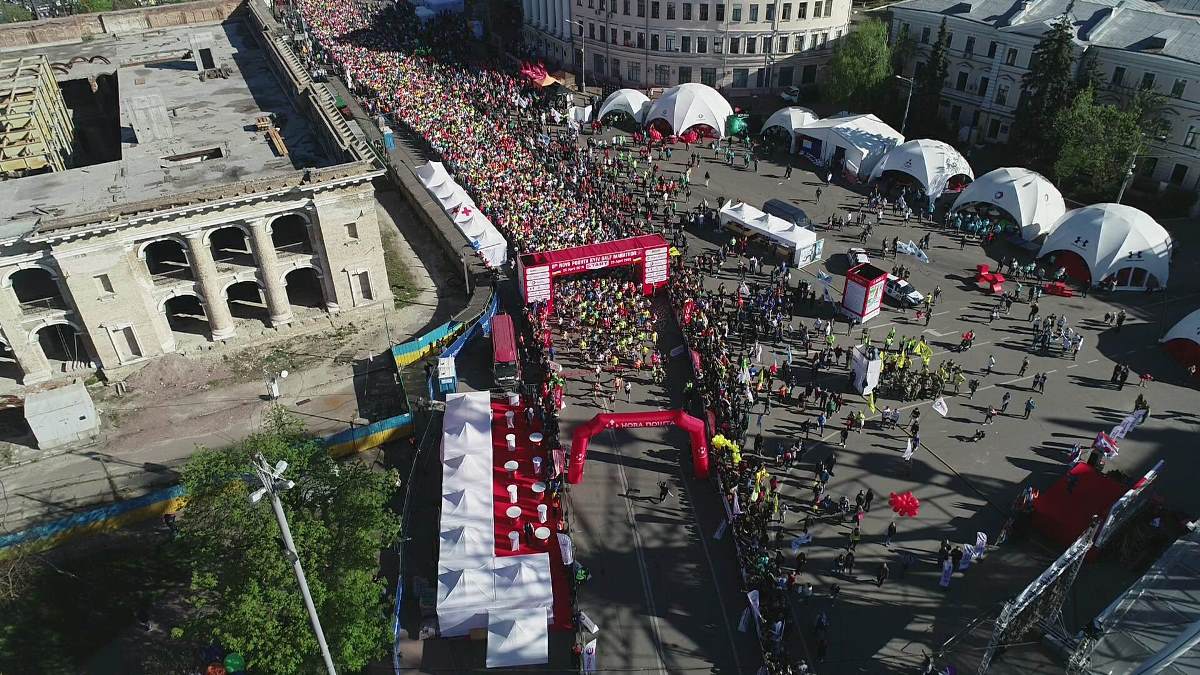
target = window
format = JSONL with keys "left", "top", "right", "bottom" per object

{"left": 651, "top": 33, "right": 660, "bottom": 50}
{"left": 820, "top": 31, "right": 828, "bottom": 46}
{"left": 945, "top": 32, "right": 953, "bottom": 49}
{"left": 681, "top": 36, "right": 691, "bottom": 52}
{"left": 714, "top": 36, "right": 723, "bottom": 52}
{"left": 588, "top": 0, "right": 594, "bottom": 7}
{"left": 667, "top": 2, "right": 675, "bottom": 18}
{"left": 733, "top": 67, "right": 749, "bottom": 88}
{"left": 624, "top": 0, "right": 630, "bottom": 12}
{"left": 987, "top": 118, "right": 1001, "bottom": 138}
{"left": 651, "top": 1, "right": 659, "bottom": 17}
{"left": 749, "top": 3, "right": 758, "bottom": 20}
{"left": 679, "top": 66, "right": 693, "bottom": 83}
{"left": 628, "top": 61, "right": 641, "bottom": 81}
{"left": 683, "top": 2, "right": 692, "bottom": 18}
{"left": 765, "top": 3, "right": 774, "bottom": 21}
{"left": 716, "top": 2, "right": 724, "bottom": 19}
{"left": 823, "top": 2, "right": 830, "bottom": 16}
{"left": 1186, "top": 125, "right": 1199, "bottom": 150}
{"left": 729, "top": 36, "right": 740, "bottom": 53}
{"left": 701, "top": 67, "right": 717, "bottom": 86}
{"left": 94, "top": 274, "right": 115, "bottom": 295}
{"left": 638, "top": 31, "right": 645, "bottom": 48}
{"left": 746, "top": 36, "right": 757, "bottom": 53}
{"left": 809, "top": 33, "right": 818, "bottom": 50}
{"left": 697, "top": 36, "right": 708, "bottom": 52}
{"left": 1005, "top": 48, "right": 1017, "bottom": 65}
{"left": 987, "top": 40, "right": 997, "bottom": 58}
{"left": 950, "top": 104, "right": 961, "bottom": 124}
{"left": 638, "top": 0, "right": 646, "bottom": 14}
{"left": 797, "top": 1, "right": 806, "bottom": 17}
{"left": 624, "top": 30, "right": 632, "bottom": 46}
{"left": 920, "top": 26, "right": 930, "bottom": 43}
{"left": 114, "top": 326, "right": 142, "bottom": 362}
{"left": 955, "top": 71, "right": 967, "bottom": 91}
{"left": 756, "top": 68, "right": 767, "bottom": 87}
{"left": 801, "top": 63, "right": 817, "bottom": 83}
{"left": 354, "top": 271, "right": 374, "bottom": 301}
{"left": 782, "top": 2, "right": 790, "bottom": 19}
{"left": 764, "top": 35, "right": 772, "bottom": 52}
{"left": 1112, "top": 66, "right": 1125, "bottom": 86}
{"left": 1139, "top": 156, "right": 1158, "bottom": 177}
{"left": 589, "top": 23, "right": 596, "bottom": 38}
{"left": 964, "top": 36, "right": 974, "bottom": 55}
{"left": 996, "top": 84, "right": 1009, "bottom": 106}
{"left": 1170, "top": 163, "right": 1189, "bottom": 185}
{"left": 611, "top": 58, "right": 620, "bottom": 76}
{"left": 1140, "top": 72, "right": 1156, "bottom": 90}
{"left": 778, "top": 65, "right": 794, "bottom": 86}
{"left": 611, "top": 27, "right": 617, "bottom": 44}
{"left": 913, "top": 60, "right": 925, "bottom": 78}
{"left": 814, "top": 1, "right": 823, "bottom": 18}
{"left": 778, "top": 35, "right": 788, "bottom": 52}
{"left": 345, "top": 222, "right": 359, "bottom": 240}
{"left": 666, "top": 33, "right": 676, "bottom": 50}
{"left": 656, "top": 65, "right": 671, "bottom": 85}
{"left": 699, "top": 2, "right": 708, "bottom": 18}
{"left": 1172, "top": 78, "right": 1187, "bottom": 98}
{"left": 732, "top": 4, "right": 741, "bottom": 20}
{"left": 978, "top": 76, "right": 989, "bottom": 97}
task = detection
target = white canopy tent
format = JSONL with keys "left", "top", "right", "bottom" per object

{"left": 869, "top": 139, "right": 974, "bottom": 198}
{"left": 644, "top": 83, "right": 734, "bottom": 139}
{"left": 439, "top": 520, "right": 494, "bottom": 563}
{"left": 719, "top": 201, "right": 824, "bottom": 266}
{"left": 596, "top": 88, "right": 651, "bottom": 124}
{"left": 795, "top": 114, "right": 904, "bottom": 177}
{"left": 1037, "top": 203, "right": 1172, "bottom": 290}
{"left": 416, "top": 162, "right": 508, "bottom": 267}
{"left": 1164, "top": 308, "right": 1200, "bottom": 345}
{"left": 486, "top": 609, "right": 549, "bottom": 669}
{"left": 761, "top": 106, "right": 818, "bottom": 153}
{"left": 492, "top": 555, "right": 555, "bottom": 612}
{"left": 436, "top": 563, "right": 496, "bottom": 636}
{"left": 951, "top": 167, "right": 1066, "bottom": 241}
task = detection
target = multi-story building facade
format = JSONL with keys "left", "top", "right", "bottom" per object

{"left": 523, "top": 0, "right": 852, "bottom": 94}
{"left": 887, "top": 0, "right": 1200, "bottom": 196}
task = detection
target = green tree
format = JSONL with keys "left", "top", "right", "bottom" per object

{"left": 1052, "top": 87, "right": 1143, "bottom": 201}
{"left": 177, "top": 409, "right": 399, "bottom": 675}
{"left": 77, "top": 0, "right": 112, "bottom": 12}
{"left": 0, "top": 2, "right": 33, "bottom": 23}
{"left": 1012, "top": 14, "right": 1078, "bottom": 167}
{"left": 890, "top": 23, "right": 916, "bottom": 76}
{"left": 825, "top": 19, "right": 894, "bottom": 110}
{"left": 911, "top": 18, "right": 951, "bottom": 139}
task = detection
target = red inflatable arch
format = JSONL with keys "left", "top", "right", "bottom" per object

{"left": 567, "top": 410, "right": 709, "bottom": 484}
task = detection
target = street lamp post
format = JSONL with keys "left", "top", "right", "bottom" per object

{"left": 249, "top": 454, "right": 338, "bottom": 675}
{"left": 896, "top": 74, "right": 916, "bottom": 136}
{"left": 565, "top": 19, "right": 586, "bottom": 92}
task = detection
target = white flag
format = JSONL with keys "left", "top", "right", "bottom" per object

{"left": 932, "top": 397, "right": 949, "bottom": 417}
{"left": 582, "top": 639, "right": 599, "bottom": 672}
{"left": 975, "top": 531, "right": 988, "bottom": 560}
{"left": 903, "top": 438, "right": 915, "bottom": 461}
{"left": 908, "top": 240, "right": 931, "bottom": 264}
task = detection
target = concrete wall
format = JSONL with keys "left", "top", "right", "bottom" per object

{"left": 0, "top": 0, "right": 243, "bottom": 52}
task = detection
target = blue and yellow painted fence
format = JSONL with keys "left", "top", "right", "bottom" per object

{"left": 324, "top": 412, "right": 415, "bottom": 458}
{"left": 391, "top": 320, "right": 465, "bottom": 369}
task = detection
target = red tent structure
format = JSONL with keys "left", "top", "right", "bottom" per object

{"left": 567, "top": 410, "right": 708, "bottom": 483}
{"left": 517, "top": 234, "right": 670, "bottom": 306}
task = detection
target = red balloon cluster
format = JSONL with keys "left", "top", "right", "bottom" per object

{"left": 680, "top": 129, "right": 700, "bottom": 144}
{"left": 648, "top": 128, "right": 664, "bottom": 143}
{"left": 889, "top": 491, "right": 920, "bottom": 517}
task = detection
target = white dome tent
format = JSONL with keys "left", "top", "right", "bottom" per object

{"left": 1162, "top": 307, "right": 1200, "bottom": 373}
{"left": 1036, "top": 203, "right": 1172, "bottom": 290}
{"left": 869, "top": 139, "right": 974, "bottom": 198}
{"left": 951, "top": 168, "right": 1066, "bottom": 241}
{"left": 596, "top": 88, "right": 652, "bottom": 124}
{"left": 644, "top": 83, "right": 734, "bottom": 139}
{"left": 761, "top": 106, "right": 818, "bottom": 153}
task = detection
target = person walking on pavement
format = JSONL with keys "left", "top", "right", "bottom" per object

{"left": 785, "top": 162, "right": 793, "bottom": 179}
{"left": 968, "top": 378, "right": 980, "bottom": 398}
{"left": 864, "top": 488, "right": 875, "bottom": 512}
{"left": 1024, "top": 397, "right": 1037, "bottom": 419}
{"left": 657, "top": 480, "right": 672, "bottom": 503}
{"left": 983, "top": 406, "right": 997, "bottom": 425}
{"left": 704, "top": 171, "right": 711, "bottom": 189}
{"left": 876, "top": 563, "right": 890, "bottom": 587}
{"left": 624, "top": 380, "right": 633, "bottom": 403}
{"left": 1000, "top": 391, "right": 1012, "bottom": 415}
{"left": 1116, "top": 309, "right": 1127, "bottom": 332}
{"left": 815, "top": 187, "right": 823, "bottom": 202}
{"left": 884, "top": 520, "right": 897, "bottom": 547}
{"left": 1018, "top": 356, "right": 1030, "bottom": 377}
{"left": 984, "top": 354, "right": 996, "bottom": 377}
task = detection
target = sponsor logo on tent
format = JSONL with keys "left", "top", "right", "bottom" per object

{"left": 994, "top": 191, "right": 1004, "bottom": 200}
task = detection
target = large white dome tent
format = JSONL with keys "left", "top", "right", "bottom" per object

{"left": 1162, "top": 307, "right": 1200, "bottom": 375}
{"left": 595, "top": 88, "right": 651, "bottom": 124}
{"left": 643, "top": 83, "right": 734, "bottom": 139}
{"left": 951, "top": 167, "right": 1066, "bottom": 241}
{"left": 869, "top": 139, "right": 974, "bottom": 198}
{"left": 1036, "top": 203, "right": 1172, "bottom": 290}
{"left": 761, "top": 106, "right": 818, "bottom": 153}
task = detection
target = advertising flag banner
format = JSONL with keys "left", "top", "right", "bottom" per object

{"left": 975, "top": 532, "right": 988, "bottom": 559}
{"left": 939, "top": 560, "right": 954, "bottom": 587}
{"left": 582, "top": 639, "right": 599, "bottom": 672}
{"left": 932, "top": 397, "right": 949, "bottom": 417}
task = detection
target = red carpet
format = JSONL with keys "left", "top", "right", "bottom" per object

{"left": 1033, "top": 463, "right": 1126, "bottom": 547}
{"left": 490, "top": 400, "right": 573, "bottom": 632}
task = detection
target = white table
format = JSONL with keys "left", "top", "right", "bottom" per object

{"left": 504, "top": 460, "right": 519, "bottom": 478}
{"left": 534, "top": 526, "right": 551, "bottom": 541}
{"left": 531, "top": 481, "right": 546, "bottom": 501}
{"left": 529, "top": 432, "right": 544, "bottom": 445}
{"left": 506, "top": 506, "right": 522, "bottom": 523}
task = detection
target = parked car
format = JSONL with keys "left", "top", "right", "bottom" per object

{"left": 781, "top": 86, "right": 802, "bottom": 104}
{"left": 884, "top": 275, "right": 925, "bottom": 306}
{"left": 846, "top": 247, "right": 870, "bottom": 266}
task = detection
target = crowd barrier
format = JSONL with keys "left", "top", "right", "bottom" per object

{"left": 392, "top": 320, "right": 466, "bottom": 369}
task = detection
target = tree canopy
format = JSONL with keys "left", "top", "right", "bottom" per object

{"left": 177, "top": 409, "right": 399, "bottom": 675}
{"left": 1052, "top": 87, "right": 1142, "bottom": 202}
{"left": 0, "top": 2, "right": 33, "bottom": 22}
{"left": 1012, "top": 15, "right": 1078, "bottom": 167}
{"left": 825, "top": 19, "right": 894, "bottom": 110}
{"left": 912, "top": 18, "right": 952, "bottom": 139}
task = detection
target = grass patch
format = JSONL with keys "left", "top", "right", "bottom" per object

{"left": 379, "top": 225, "right": 421, "bottom": 308}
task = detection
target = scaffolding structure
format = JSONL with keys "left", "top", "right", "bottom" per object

{"left": 0, "top": 55, "right": 75, "bottom": 178}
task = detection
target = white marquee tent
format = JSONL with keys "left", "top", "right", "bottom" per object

{"left": 762, "top": 106, "right": 818, "bottom": 153}
{"left": 486, "top": 609, "right": 549, "bottom": 669}
{"left": 951, "top": 167, "right": 1066, "bottom": 241}
{"left": 415, "top": 162, "right": 508, "bottom": 267}
{"left": 644, "top": 83, "right": 734, "bottom": 138}
{"left": 869, "top": 139, "right": 974, "bottom": 198}
{"left": 436, "top": 563, "right": 496, "bottom": 636}
{"left": 596, "top": 88, "right": 651, "bottom": 124}
{"left": 1037, "top": 203, "right": 1173, "bottom": 290}
{"left": 1162, "top": 307, "right": 1200, "bottom": 372}
{"left": 492, "top": 555, "right": 554, "bottom": 612}
{"left": 795, "top": 114, "right": 904, "bottom": 177}
{"left": 719, "top": 201, "right": 823, "bottom": 266}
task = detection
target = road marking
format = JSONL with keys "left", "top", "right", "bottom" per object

{"left": 608, "top": 429, "right": 669, "bottom": 675}
{"left": 922, "top": 328, "right": 958, "bottom": 337}
{"left": 677, "top": 462, "right": 744, "bottom": 675}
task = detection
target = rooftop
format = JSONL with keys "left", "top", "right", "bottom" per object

{"left": 0, "top": 17, "right": 335, "bottom": 241}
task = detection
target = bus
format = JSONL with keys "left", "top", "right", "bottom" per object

{"left": 491, "top": 313, "right": 520, "bottom": 389}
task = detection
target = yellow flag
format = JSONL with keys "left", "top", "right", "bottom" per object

{"left": 866, "top": 391, "right": 877, "bottom": 414}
